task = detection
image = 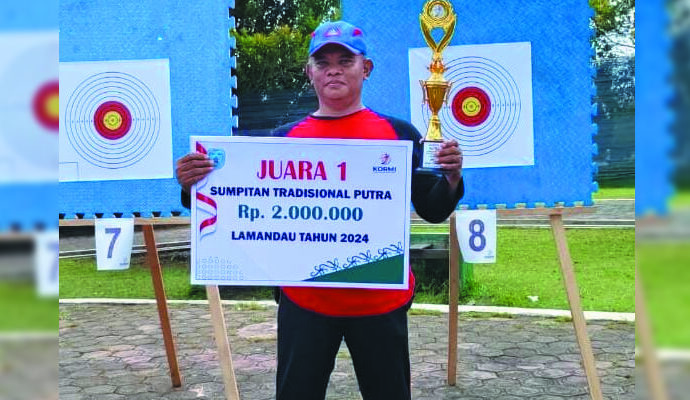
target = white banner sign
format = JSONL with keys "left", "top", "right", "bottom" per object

{"left": 191, "top": 136, "right": 412, "bottom": 289}
{"left": 455, "top": 210, "right": 497, "bottom": 263}
{"left": 34, "top": 230, "right": 59, "bottom": 297}
{"left": 95, "top": 218, "right": 134, "bottom": 271}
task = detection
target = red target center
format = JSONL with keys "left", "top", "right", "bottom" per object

{"left": 32, "top": 80, "right": 59, "bottom": 133}
{"left": 452, "top": 87, "right": 491, "bottom": 127}
{"left": 94, "top": 101, "right": 132, "bottom": 140}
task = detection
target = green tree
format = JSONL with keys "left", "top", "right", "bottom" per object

{"left": 232, "top": 0, "right": 340, "bottom": 95}
{"left": 589, "top": 0, "right": 635, "bottom": 111}
{"left": 234, "top": 0, "right": 339, "bottom": 34}
{"left": 589, "top": 0, "right": 635, "bottom": 57}
{"left": 234, "top": 26, "right": 311, "bottom": 95}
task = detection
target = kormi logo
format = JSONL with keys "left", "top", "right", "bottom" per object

{"left": 373, "top": 166, "right": 397, "bottom": 173}
{"left": 374, "top": 152, "right": 396, "bottom": 173}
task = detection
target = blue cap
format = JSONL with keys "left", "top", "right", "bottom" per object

{"left": 309, "top": 21, "right": 367, "bottom": 56}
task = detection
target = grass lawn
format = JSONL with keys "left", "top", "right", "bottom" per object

{"left": 670, "top": 189, "right": 690, "bottom": 209}
{"left": 59, "top": 257, "right": 202, "bottom": 300}
{"left": 593, "top": 187, "right": 635, "bottom": 200}
{"left": 411, "top": 225, "right": 450, "bottom": 234}
{"left": 0, "top": 283, "right": 57, "bottom": 331}
{"left": 59, "top": 256, "right": 272, "bottom": 301}
{"left": 461, "top": 228, "right": 634, "bottom": 312}
{"left": 591, "top": 186, "right": 690, "bottom": 208}
{"left": 61, "top": 228, "right": 635, "bottom": 315}
{"left": 638, "top": 241, "right": 690, "bottom": 349}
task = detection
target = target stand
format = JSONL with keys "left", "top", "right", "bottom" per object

{"left": 59, "top": 218, "right": 241, "bottom": 400}
{"left": 446, "top": 207, "right": 604, "bottom": 400}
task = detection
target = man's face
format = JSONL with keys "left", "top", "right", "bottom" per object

{"left": 306, "top": 44, "right": 372, "bottom": 105}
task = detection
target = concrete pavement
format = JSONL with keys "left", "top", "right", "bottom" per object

{"left": 59, "top": 303, "right": 635, "bottom": 399}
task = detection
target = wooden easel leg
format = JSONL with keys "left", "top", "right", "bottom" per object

{"left": 635, "top": 263, "right": 668, "bottom": 400}
{"left": 142, "top": 224, "right": 182, "bottom": 388}
{"left": 549, "top": 214, "right": 603, "bottom": 400}
{"left": 206, "top": 285, "right": 240, "bottom": 400}
{"left": 447, "top": 213, "right": 459, "bottom": 386}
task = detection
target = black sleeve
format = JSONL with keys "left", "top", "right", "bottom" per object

{"left": 384, "top": 115, "right": 465, "bottom": 223}
{"left": 411, "top": 173, "right": 465, "bottom": 223}
{"left": 181, "top": 189, "right": 191, "bottom": 209}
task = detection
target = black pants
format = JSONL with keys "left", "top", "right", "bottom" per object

{"left": 276, "top": 293, "right": 411, "bottom": 400}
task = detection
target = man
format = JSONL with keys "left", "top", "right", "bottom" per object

{"left": 177, "top": 20, "right": 464, "bottom": 400}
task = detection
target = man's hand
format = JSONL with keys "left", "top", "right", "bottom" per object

{"left": 436, "top": 139, "right": 463, "bottom": 189}
{"left": 176, "top": 152, "right": 214, "bottom": 193}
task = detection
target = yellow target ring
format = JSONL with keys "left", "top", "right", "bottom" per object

{"left": 461, "top": 96, "right": 482, "bottom": 117}
{"left": 45, "top": 94, "right": 59, "bottom": 120}
{"left": 103, "top": 110, "right": 123, "bottom": 131}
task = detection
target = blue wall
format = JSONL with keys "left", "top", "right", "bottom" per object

{"left": 59, "top": 0, "right": 236, "bottom": 218}
{"left": 635, "top": 0, "right": 673, "bottom": 216}
{"left": 343, "top": 0, "right": 597, "bottom": 208}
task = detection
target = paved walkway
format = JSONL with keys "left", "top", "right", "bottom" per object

{"left": 59, "top": 303, "right": 635, "bottom": 399}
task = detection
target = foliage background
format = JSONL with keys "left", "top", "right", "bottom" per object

{"left": 232, "top": 0, "right": 340, "bottom": 97}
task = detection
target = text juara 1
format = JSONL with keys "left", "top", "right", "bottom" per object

{"left": 256, "top": 159, "right": 341, "bottom": 180}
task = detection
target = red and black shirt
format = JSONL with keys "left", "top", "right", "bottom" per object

{"left": 271, "top": 109, "right": 464, "bottom": 316}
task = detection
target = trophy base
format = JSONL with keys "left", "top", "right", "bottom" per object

{"left": 418, "top": 140, "right": 443, "bottom": 174}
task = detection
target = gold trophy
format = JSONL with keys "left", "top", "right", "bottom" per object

{"left": 419, "top": 0, "right": 456, "bottom": 172}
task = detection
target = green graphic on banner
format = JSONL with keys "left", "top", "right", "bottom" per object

{"left": 307, "top": 255, "right": 404, "bottom": 284}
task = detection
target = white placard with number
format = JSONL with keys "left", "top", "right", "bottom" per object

{"left": 95, "top": 218, "right": 134, "bottom": 271}
{"left": 455, "top": 210, "right": 497, "bottom": 263}
{"left": 34, "top": 230, "right": 59, "bottom": 297}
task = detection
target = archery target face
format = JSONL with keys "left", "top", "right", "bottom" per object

{"left": 59, "top": 59, "right": 173, "bottom": 182}
{"left": 0, "top": 31, "right": 59, "bottom": 183}
{"left": 33, "top": 80, "right": 60, "bottom": 132}
{"left": 93, "top": 100, "right": 132, "bottom": 140}
{"left": 409, "top": 42, "right": 534, "bottom": 168}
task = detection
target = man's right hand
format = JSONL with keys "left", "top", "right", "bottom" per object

{"left": 176, "top": 152, "right": 214, "bottom": 193}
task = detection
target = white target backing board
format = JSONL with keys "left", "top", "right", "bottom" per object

{"left": 409, "top": 42, "right": 534, "bottom": 169}
{"left": 59, "top": 58, "right": 173, "bottom": 182}
{"left": 0, "top": 31, "right": 59, "bottom": 183}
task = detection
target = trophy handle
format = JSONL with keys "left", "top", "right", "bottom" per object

{"left": 419, "top": 0, "right": 457, "bottom": 56}
{"left": 444, "top": 81, "right": 453, "bottom": 103}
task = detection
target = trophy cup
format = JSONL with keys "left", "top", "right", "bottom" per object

{"left": 419, "top": 0, "right": 456, "bottom": 172}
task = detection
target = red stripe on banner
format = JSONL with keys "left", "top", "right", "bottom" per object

{"left": 196, "top": 192, "right": 216, "bottom": 208}
{"left": 199, "top": 215, "right": 217, "bottom": 231}
{"left": 196, "top": 190, "right": 217, "bottom": 234}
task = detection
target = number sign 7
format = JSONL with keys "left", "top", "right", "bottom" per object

{"left": 105, "top": 227, "right": 122, "bottom": 259}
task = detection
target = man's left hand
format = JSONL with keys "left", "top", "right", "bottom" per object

{"left": 436, "top": 139, "right": 463, "bottom": 188}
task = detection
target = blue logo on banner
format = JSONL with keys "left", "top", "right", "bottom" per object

{"left": 208, "top": 148, "right": 226, "bottom": 169}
